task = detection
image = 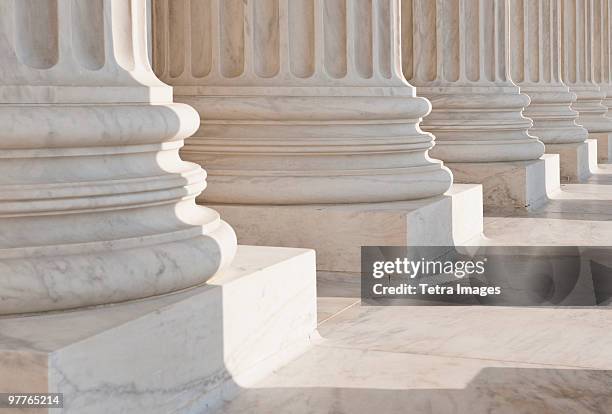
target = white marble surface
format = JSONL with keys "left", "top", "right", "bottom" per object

{"left": 217, "top": 302, "right": 612, "bottom": 414}
{"left": 213, "top": 184, "right": 483, "bottom": 272}
{"left": 0, "top": 0, "right": 237, "bottom": 314}
{"left": 219, "top": 346, "right": 612, "bottom": 414}
{"left": 0, "top": 246, "right": 317, "bottom": 414}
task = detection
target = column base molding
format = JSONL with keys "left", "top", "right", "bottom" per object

{"left": 590, "top": 132, "right": 612, "bottom": 163}
{"left": 211, "top": 184, "right": 483, "bottom": 273}
{"left": 447, "top": 155, "right": 560, "bottom": 212}
{"left": 546, "top": 140, "right": 598, "bottom": 182}
{"left": 0, "top": 246, "right": 316, "bottom": 414}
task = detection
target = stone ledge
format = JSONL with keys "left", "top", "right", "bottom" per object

{"left": 0, "top": 246, "right": 317, "bottom": 414}
{"left": 212, "top": 184, "right": 483, "bottom": 273}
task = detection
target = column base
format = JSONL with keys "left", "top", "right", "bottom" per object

{"left": 546, "top": 140, "right": 597, "bottom": 182}
{"left": 211, "top": 184, "right": 483, "bottom": 273}
{"left": 0, "top": 246, "right": 316, "bottom": 414}
{"left": 447, "top": 155, "right": 560, "bottom": 212}
{"left": 590, "top": 132, "right": 611, "bottom": 163}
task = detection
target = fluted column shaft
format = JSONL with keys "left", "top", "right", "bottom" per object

{"left": 509, "top": 0, "right": 588, "bottom": 144}
{"left": 0, "top": 0, "right": 236, "bottom": 314}
{"left": 593, "top": 0, "right": 612, "bottom": 116}
{"left": 153, "top": 0, "right": 452, "bottom": 205}
{"left": 403, "top": 0, "right": 545, "bottom": 163}
{"left": 561, "top": 0, "right": 612, "bottom": 132}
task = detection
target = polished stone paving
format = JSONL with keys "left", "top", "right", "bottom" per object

{"left": 216, "top": 164, "right": 612, "bottom": 414}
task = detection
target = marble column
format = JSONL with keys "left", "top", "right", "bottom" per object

{"left": 403, "top": 0, "right": 556, "bottom": 211}
{"left": 0, "top": 0, "right": 237, "bottom": 314}
{"left": 561, "top": 0, "right": 612, "bottom": 162}
{"left": 153, "top": 0, "right": 483, "bottom": 272}
{"left": 592, "top": 0, "right": 612, "bottom": 162}
{"left": 153, "top": 0, "right": 452, "bottom": 204}
{"left": 509, "top": 0, "right": 591, "bottom": 181}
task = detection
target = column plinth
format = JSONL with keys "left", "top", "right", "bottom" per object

{"left": 403, "top": 0, "right": 555, "bottom": 210}
{"left": 0, "top": 0, "right": 237, "bottom": 314}
{"left": 510, "top": 0, "right": 591, "bottom": 181}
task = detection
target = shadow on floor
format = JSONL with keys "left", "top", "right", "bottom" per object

{"left": 216, "top": 366, "right": 612, "bottom": 414}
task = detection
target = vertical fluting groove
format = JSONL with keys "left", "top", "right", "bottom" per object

{"left": 401, "top": 0, "right": 413, "bottom": 79}
{"left": 464, "top": 0, "right": 479, "bottom": 80}
{"left": 441, "top": 0, "right": 459, "bottom": 81}
{"left": 244, "top": 0, "right": 254, "bottom": 77}
{"left": 586, "top": 0, "right": 593, "bottom": 82}
{"left": 597, "top": 0, "right": 602, "bottom": 83}
{"left": 376, "top": 0, "right": 392, "bottom": 78}
{"left": 592, "top": 0, "right": 601, "bottom": 83}
{"left": 528, "top": 0, "right": 540, "bottom": 82}
{"left": 541, "top": 0, "right": 551, "bottom": 82}
{"left": 537, "top": 0, "right": 544, "bottom": 82}
{"left": 314, "top": 0, "right": 325, "bottom": 75}
{"left": 167, "top": 0, "right": 185, "bottom": 77}
{"left": 602, "top": 0, "right": 612, "bottom": 83}
{"left": 478, "top": 0, "right": 487, "bottom": 80}
{"left": 346, "top": 0, "right": 357, "bottom": 76}
{"left": 413, "top": 0, "right": 436, "bottom": 81}
{"left": 71, "top": 0, "right": 105, "bottom": 70}
{"left": 152, "top": 0, "right": 167, "bottom": 76}
{"left": 278, "top": 0, "right": 290, "bottom": 75}
{"left": 323, "top": 0, "right": 347, "bottom": 78}
{"left": 493, "top": 0, "right": 503, "bottom": 81}
{"left": 289, "top": 0, "right": 315, "bottom": 78}
{"left": 434, "top": 0, "right": 443, "bottom": 81}
{"left": 458, "top": 0, "right": 466, "bottom": 79}
{"left": 563, "top": 0, "right": 576, "bottom": 83}
{"left": 590, "top": 0, "right": 596, "bottom": 82}
{"left": 353, "top": 0, "right": 373, "bottom": 78}
{"left": 254, "top": 0, "right": 280, "bottom": 78}
{"left": 184, "top": 0, "right": 192, "bottom": 77}
{"left": 551, "top": 0, "right": 558, "bottom": 82}
{"left": 210, "top": 0, "right": 221, "bottom": 78}
{"left": 510, "top": 0, "right": 525, "bottom": 83}
{"left": 372, "top": 0, "right": 381, "bottom": 77}
{"left": 190, "top": 0, "right": 212, "bottom": 78}
{"left": 14, "top": 0, "right": 59, "bottom": 69}
{"left": 220, "top": 0, "right": 244, "bottom": 78}
{"left": 578, "top": 0, "right": 585, "bottom": 82}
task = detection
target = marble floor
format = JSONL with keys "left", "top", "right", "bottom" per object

{"left": 215, "top": 164, "right": 612, "bottom": 414}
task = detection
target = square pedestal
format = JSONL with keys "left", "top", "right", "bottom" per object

{"left": 447, "top": 154, "right": 560, "bottom": 212}
{"left": 0, "top": 246, "right": 317, "bottom": 414}
{"left": 546, "top": 140, "right": 597, "bottom": 182}
{"left": 212, "top": 184, "right": 483, "bottom": 273}
{"left": 591, "top": 132, "right": 611, "bottom": 163}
